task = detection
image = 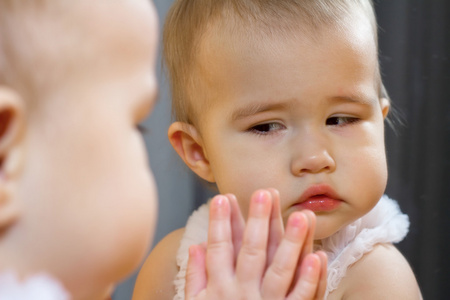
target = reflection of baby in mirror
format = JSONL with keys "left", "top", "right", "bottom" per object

{"left": 0, "top": 1, "right": 159, "bottom": 298}
{"left": 135, "top": 0, "right": 422, "bottom": 299}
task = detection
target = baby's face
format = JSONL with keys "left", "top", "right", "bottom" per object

{"left": 195, "top": 14, "right": 389, "bottom": 240}
{"left": 15, "top": 0, "right": 158, "bottom": 298}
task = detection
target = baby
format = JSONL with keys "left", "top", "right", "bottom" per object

{"left": 135, "top": 0, "right": 422, "bottom": 299}
{"left": 0, "top": 1, "right": 324, "bottom": 299}
{"left": 0, "top": 1, "right": 159, "bottom": 298}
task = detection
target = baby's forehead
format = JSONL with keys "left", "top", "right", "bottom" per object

{"left": 197, "top": 9, "right": 377, "bottom": 73}
{"left": 189, "top": 13, "right": 379, "bottom": 120}
{"left": 204, "top": 3, "right": 374, "bottom": 44}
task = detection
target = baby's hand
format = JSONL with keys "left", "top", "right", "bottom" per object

{"left": 185, "top": 189, "right": 327, "bottom": 300}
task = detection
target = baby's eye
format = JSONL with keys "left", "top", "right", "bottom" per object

{"left": 326, "top": 116, "right": 360, "bottom": 126}
{"left": 249, "top": 122, "right": 285, "bottom": 135}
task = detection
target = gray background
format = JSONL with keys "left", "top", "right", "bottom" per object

{"left": 113, "top": 1, "right": 211, "bottom": 299}
{"left": 113, "top": 0, "right": 449, "bottom": 299}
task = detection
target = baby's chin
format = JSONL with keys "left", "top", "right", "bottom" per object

{"left": 314, "top": 230, "right": 337, "bottom": 242}
{"left": 313, "top": 217, "right": 351, "bottom": 241}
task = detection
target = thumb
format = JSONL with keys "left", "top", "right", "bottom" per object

{"left": 185, "top": 244, "right": 207, "bottom": 299}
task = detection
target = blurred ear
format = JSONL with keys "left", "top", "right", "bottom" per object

{"left": 380, "top": 97, "right": 390, "bottom": 119}
{"left": 0, "top": 86, "right": 25, "bottom": 229}
{"left": 168, "top": 122, "right": 215, "bottom": 182}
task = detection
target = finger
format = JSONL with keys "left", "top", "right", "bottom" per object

{"left": 235, "top": 190, "right": 272, "bottom": 283}
{"left": 314, "top": 251, "right": 328, "bottom": 300}
{"left": 185, "top": 244, "right": 207, "bottom": 299}
{"left": 287, "top": 253, "right": 321, "bottom": 300}
{"left": 266, "top": 188, "right": 284, "bottom": 267}
{"left": 300, "top": 210, "right": 316, "bottom": 259}
{"left": 206, "top": 195, "right": 234, "bottom": 282}
{"left": 292, "top": 210, "right": 316, "bottom": 287}
{"left": 227, "top": 193, "right": 245, "bottom": 262}
{"left": 261, "top": 211, "right": 309, "bottom": 298}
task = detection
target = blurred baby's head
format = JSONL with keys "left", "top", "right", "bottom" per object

{"left": 0, "top": 1, "right": 159, "bottom": 299}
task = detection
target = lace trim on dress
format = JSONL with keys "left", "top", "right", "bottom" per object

{"left": 320, "top": 195, "right": 409, "bottom": 298}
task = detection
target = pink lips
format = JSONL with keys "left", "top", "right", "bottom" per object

{"left": 295, "top": 184, "right": 342, "bottom": 212}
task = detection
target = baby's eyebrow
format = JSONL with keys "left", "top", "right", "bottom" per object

{"left": 231, "top": 100, "right": 294, "bottom": 121}
{"left": 230, "top": 93, "right": 376, "bottom": 121}
{"left": 327, "top": 94, "right": 377, "bottom": 106}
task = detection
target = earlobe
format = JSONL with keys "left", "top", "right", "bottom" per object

{"left": 380, "top": 97, "right": 390, "bottom": 119}
{"left": 168, "top": 122, "right": 215, "bottom": 182}
{"left": 0, "top": 86, "right": 25, "bottom": 229}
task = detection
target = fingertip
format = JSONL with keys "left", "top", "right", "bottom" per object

{"left": 211, "top": 194, "right": 228, "bottom": 206}
{"left": 302, "top": 209, "right": 317, "bottom": 229}
{"left": 267, "top": 188, "right": 281, "bottom": 214}
{"left": 225, "top": 193, "right": 237, "bottom": 204}
{"left": 253, "top": 189, "right": 271, "bottom": 203}
{"left": 267, "top": 188, "right": 280, "bottom": 200}
{"left": 227, "top": 194, "right": 241, "bottom": 216}
{"left": 303, "top": 253, "right": 321, "bottom": 275}
{"left": 248, "top": 189, "right": 272, "bottom": 217}
{"left": 210, "top": 194, "right": 230, "bottom": 216}
{"left": 188, "top": 244, "right": 196, "bottom": 256}
{"left": 287, "top": 211, "right": 308, "bottom": 229}
{"left": 316, "top": 250, "right": 328, "bottom": 264}
{"left": 188, "top": 244, "right": 202, "bottom": 260}
{"left": 309, "top": 252, "right": 321, "bottom": 263}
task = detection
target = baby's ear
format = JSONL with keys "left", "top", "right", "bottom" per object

{"left": 380, "top": 97, "right": 390, "bottom": 119}
{"left": 168, "top": 122, "right": 215, "bottom": 182}
{"left": 0, "top": 86, "right": 25, "bottom": 229}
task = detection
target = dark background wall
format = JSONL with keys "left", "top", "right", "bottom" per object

{"left": 376, "top": 0, "right": 449, "bottom": 299}
{"left": 114, "top": 0, "right": 450, "bottom": 299}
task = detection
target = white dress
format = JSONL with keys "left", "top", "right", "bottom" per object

{"left": 0, "top": 271, "right": 70, "bottom": 299}
{"left": 173, "top": 195, "right": 409, "bottom": 299}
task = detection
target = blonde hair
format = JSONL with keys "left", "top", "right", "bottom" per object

{"left": 163, "top": 0, "right": 386, "bottom": 125}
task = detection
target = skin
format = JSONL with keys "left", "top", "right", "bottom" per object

{"left": 137, "top": 8, "right": 421, "bottom": 300}
{"left": 0, "top": 1, "right": 159, "bottom": 299}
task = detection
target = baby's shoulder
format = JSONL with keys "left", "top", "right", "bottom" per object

{"left": 155, "top": 227, "right": 187, "bottom": 253}
{"left": 143, "top": 227, "right": 186, "bottom": 269}
{"left": 331, "top": 243, "right": 422, "bottom": 300}
{"left": 132, "top": 228, "right": 185, "bottom": 300}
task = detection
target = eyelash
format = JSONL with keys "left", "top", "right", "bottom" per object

{"left": 248, "top": 122, "right": 285, "bottom": 136}
{"left": 326, "top": 116, "right": 360, "bottom": 126}
{"left": 247, "top": 116, "right": 360, "bottom": 136}
{"left": 136, "top": 124, "right": 149, "bottom": 135}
